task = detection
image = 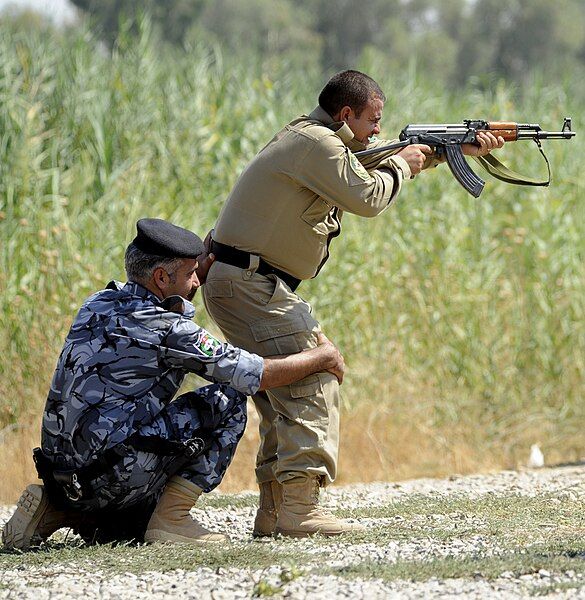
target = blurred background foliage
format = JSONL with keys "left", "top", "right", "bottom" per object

{"left": 0, "top": 1, "right": 583, "bottom": 494}
{"left": 64, "top": 0, "right": 585, "bottom": 84}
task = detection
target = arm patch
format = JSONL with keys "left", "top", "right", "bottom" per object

{"left": 349, "top": 152, "right": 372, "bottom": 182}
{"left": 195, "top": 331, "right": 222, "bottom": 356}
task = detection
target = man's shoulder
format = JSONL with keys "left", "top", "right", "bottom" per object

{"left": 266, "top": 117, "right": 347, "bottom": 168}
{"left": 286, "top": 115, "right": 342, "bottom": 144}
{"left": 74, "top": 282, "right": 170, "bottom": 329}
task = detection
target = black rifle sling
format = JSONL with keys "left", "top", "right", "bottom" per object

{"left": 473, "top": 139, "right": 551, "bottom": 187}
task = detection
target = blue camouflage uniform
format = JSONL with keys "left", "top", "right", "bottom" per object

{"left": 41, "top": 280, "right": 264, "bottom": 510}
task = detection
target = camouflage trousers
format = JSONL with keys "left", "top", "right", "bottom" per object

{"left": 75, "top": 383, "right": 247, "bottom": 511}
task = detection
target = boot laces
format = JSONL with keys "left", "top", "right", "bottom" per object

{"left": 311, "top": 478, "right": 323, "bottom": 505}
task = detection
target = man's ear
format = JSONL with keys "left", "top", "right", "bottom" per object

{"left": 152, "top": 267, "right": 169, "bottom": 290}
{"left": 338, "top": 106, "right": 353, "bottom": 123}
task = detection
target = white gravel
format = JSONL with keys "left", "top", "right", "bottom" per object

{"left": 1, "top": 465, "right": 584, "bottom": 599}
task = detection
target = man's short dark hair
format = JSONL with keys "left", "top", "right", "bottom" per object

{"left": 318, "top": 70, "right": 386, "bottom": 118}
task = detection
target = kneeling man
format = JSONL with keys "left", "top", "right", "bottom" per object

{"left": 3, "top": 218, "right": 345, "bottom": 549}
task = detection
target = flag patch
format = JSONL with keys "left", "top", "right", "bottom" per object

{"left": 195, "top": 331, "right": 222, "bottom": 356}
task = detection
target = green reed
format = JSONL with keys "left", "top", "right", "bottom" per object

{"left": 0, "top": 19, "right": 583, "bottom": 468}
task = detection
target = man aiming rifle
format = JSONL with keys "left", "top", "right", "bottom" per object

{"left": 202, "top": 69, "right": 506, "bottom": 539}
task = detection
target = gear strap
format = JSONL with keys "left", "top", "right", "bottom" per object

{"left": 473, "top": 138, "right": 551, "bottom": 187}
{"left": 33, "top": 431, "right": 213, "bottom": 504}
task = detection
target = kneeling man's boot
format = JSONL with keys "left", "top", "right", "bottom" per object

{"left": 2, "top": 484, "right": 80, "bottom": 550}
{"left": 275, "top": 476, "right": 365, "bottom": 538}
{"left": 144, "top": 476, "right": 227, "bottom": 544}
{"left": 252, "top": 480, "right": 283, "bottom": 538}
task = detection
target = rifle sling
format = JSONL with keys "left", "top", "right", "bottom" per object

{"left": 472, "top": 139, "right": 551, "bottom": 187}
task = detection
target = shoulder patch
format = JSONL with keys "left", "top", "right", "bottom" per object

{"left": 195, "top": 331, "right": 222, "bottom": 357}
{"left": 349, "top": 152, "right": 372, "bottom": 182}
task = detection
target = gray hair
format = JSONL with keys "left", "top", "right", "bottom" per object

{"left": 124, "top": 243, "right": 183, "bottom": 285}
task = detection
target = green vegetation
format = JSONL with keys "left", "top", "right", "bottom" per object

{"left": 67, "top": 0, "right": 585, "bottom": 84}
{"left": 0, "top": 15, "right": 583, "bottom": 474}
{"left": 329, "top": 544, "right": 585, "bottom": 585}
{"left": 341, "top": 493, "right": 585, "bottom": 546}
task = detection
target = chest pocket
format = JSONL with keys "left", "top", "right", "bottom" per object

{"left": 301, "top": 197, "right": 338, "bottom": 237}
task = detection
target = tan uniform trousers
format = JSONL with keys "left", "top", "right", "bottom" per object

{"left": 202, "top": 260, "right": 340, "bottom": 485}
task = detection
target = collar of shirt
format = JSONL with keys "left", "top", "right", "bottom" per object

{"left": 308, "top": 106, "right": 368, "bottom": 153}
{"left": 106, "top": 280, "right": 196, "bottom": 318}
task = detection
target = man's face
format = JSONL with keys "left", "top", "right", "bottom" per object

{"left": 346, "top": 96, "right": 384, "bottom": 144}
{"left": 164, "top": 258, "right": 200, "bottom": 301}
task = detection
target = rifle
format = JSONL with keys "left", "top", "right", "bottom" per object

{"left": 354, "top": 118, "right": 576, "bottom": 197}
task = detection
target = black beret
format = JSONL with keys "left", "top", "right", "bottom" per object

{"left": 132, "top": 218, "right": 205, "bottom": 258}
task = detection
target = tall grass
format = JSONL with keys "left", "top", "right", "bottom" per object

{"left": 0, "top": 19, "right": 583, "bottom": 500}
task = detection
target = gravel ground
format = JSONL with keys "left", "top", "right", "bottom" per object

{"left": 1, "top": 465, "right": 584, "bottom": 599}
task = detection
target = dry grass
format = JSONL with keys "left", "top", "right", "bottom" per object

{"left": 4, "top": 396, "right": 581, "bottom": 504}
{"left": 0, "top": 418, "right": 42, "bottom": 504}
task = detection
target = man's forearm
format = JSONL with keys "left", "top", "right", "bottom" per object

{"left": 259, "top": 343, "right": 341, "bottom": 391}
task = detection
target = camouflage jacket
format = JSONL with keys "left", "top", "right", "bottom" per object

{"left": 41, "top": 281, "right": 264, "bottom": 469}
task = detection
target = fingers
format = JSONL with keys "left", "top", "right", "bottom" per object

{"left": 316, "top": 331, "right": 329, "bottom": 345}
{"left": 328, "top": 356, "right": 345, "bottom": 384}
{"left": 329, "top": 366, "right": 344, "bottom": 384}
{"left": 396, "top": 144, "right": 432, "bottom": 176}
{"left": 462, "top": 132, "right": 505, "bottom": 157}
{"left": 416, "top": 144, "right": 433, "bottom": 155}
{"left": 475, "top": 131, "right": 505, "bottom": 155}
{"left": 195, "top": 252, "right": 215, "bottom": 283}
{"left": 203, "top": 229, "right": 213, "bottom": 252}
{"left": 316, "top": 331, "right": 344, "bottom": 383}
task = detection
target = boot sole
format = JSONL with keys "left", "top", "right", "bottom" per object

{"left": 144, "top": 529, "right": 227, "bottom": 544}
{"left": 2, "top": 485, "right": 48, "bottom": 550}
{"left": 252, "top": 508, "right": 276, "bottom": 538}
{"left": 252, "top": 531, "right": 274, "bottom": 539}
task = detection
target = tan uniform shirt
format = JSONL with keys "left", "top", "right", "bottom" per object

{"left": 214, "top": 106, "right": 420, "bottom": 281}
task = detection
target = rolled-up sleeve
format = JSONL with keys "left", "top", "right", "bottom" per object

{"left": 294, "top": 134, "right": 404, "bottom": 218}
{"left": 163, "top": 319, "right": 264, "bottom": 395}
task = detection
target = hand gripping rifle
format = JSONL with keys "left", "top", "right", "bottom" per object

{"left": 354, "top": 118, "right": 576, "bottom": 197}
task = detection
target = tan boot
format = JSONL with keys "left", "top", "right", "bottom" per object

{"left": 2, "top": 484, "right": 80, "bottom": 550}
{"left": 252, "top": 480, "right": 283, "bottom": 538}
{"left": 144, "top": 476, "right": 227, "bottom": 544}
{"left": 275, "top": 476, "right": 365, "bottom": 538}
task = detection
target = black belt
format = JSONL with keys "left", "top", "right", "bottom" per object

{"left": 210, "top": 240, "right": 301, "bottom": 292}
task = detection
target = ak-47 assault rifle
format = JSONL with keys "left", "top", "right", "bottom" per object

{"left": 354, "top": 118, "right": 576, "bottom": 197}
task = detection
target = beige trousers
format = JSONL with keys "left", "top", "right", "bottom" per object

{"left": 202, "top": 261, "right": 340, "bottom": 485}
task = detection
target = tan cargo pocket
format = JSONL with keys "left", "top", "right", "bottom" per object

{"left": 290, "top": 374, "right": 327, "bottom": 423}
{"left": 290, "top": 374, "right": 321, "bottom": 398}
{"left": 204, "top": 280, "right": 233, "bottom": 298}
{"left": 250, "top": 314, "right": 311, "bottom": 355}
